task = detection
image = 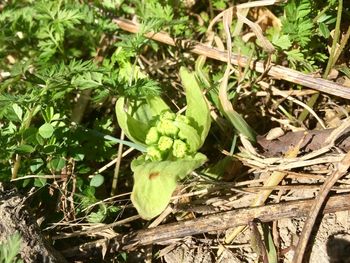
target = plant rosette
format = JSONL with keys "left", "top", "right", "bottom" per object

{"left": 115, "top": 67, "right": 211, "bottom": 219}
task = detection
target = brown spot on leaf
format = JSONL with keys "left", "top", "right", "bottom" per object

{"left": 149, "top": 172, "right": 160, "bottom": 180}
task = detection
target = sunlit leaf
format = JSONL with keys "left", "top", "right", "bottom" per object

{"left": 146, "top": 96, "right": 170, "bottom": 116}
{"left": 38, "top": 123, "right": 54, "bottom": 138}
{"left": 179, "top": 67, "right": 211, "bottom": 146}
{"left": 262, "top": 223, "right": 278, "bottom": 263}
{"left": 30, "top": 158, "right": 44, "bottom": 173}
{"left": 131, "top": 153, "right": 207, "bottom": 220}
{"left": 219, "top": 68, "right": 256, "bottom": 142}
{"left": 272, "top": 35, "right": 292, "bottom": 50}
{"left": 34, "top": 177, "right": 46, "bottom": 187}
{"left": 12, "top": 104, "right": 23, "bottom": 122}
{"left": 175, "top": 121, "right": 201, "bottom": 153}
{"left": 115, "top": 97, "right": 149, "bottom": 145}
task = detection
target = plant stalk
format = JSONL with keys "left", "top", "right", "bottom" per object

{"left": 299, "top": 0, "right": 343, "bottom": 123}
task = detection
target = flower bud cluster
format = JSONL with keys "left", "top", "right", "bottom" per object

{"left": 145, "top": 111, "right": 192, "bottom": 161}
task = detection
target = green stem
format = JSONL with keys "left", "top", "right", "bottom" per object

{"left": 299, "top": 0, "right": 343, "bottom": 123}
{"left": 12, "top": 107, "right": 37, "bottom": 179}
{"left": 323, "top": 0, "right": 343, "bottom": 78}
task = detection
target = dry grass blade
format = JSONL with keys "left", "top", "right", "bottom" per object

{"left": 217, "top": 9, "right": 256, "bottom": 142}
{"left": 224, "top": 133, "right": 306, "bottom": 245}
{"left": 61, "top": 193, "right": 350, "bottom": 258}
{"left": 267, "top": 85, "right": 326, "bottom": 129}
{"left": 293, "top": 120, "right": 350, "bottom": 263}
{"left": 236, "top": 13, "right": 275, "bottom": 53}
{"left": 113, "top": 18, "right": 350, "bottom": 99}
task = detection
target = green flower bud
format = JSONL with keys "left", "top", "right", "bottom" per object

{"left": 146, "top": 146, "right": 162, "bottom": 161}
{"left": 175, "top": 114, "right": 190, "bottom": 125}
{"left": 157, "top": 119, "right": 179, "bottom": 136}
{"left": 160, "top": 111, "right": 176, "bottom": 121}
{"left": 145, "top": 127, "right": 159, "bottom": 145}
{"left": 178, "top": 130, "right": 187, "bottom": 141}
{"left": 158, "top": 136, "right": 173, "bottom": 151}
{"left": 172, "top": 139, "right": 187, "bottom": 158}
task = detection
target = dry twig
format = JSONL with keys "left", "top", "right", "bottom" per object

{"left": 113, "top": 18, "right": 350, "bottom": 99}
{"left": 293, "top": 119, "right": 350, "bottom": 263}
{"left": 61, "top": 193, "right": 350, "bottom": 258}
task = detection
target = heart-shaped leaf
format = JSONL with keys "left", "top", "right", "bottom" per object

{"left": 131, "top": 153, "right": 207, "bottom": 220}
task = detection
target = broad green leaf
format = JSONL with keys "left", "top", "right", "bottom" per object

{"left": 90, "top": 174, "right": 104, "bottom": 187}
{"left": 131, "top": 96, "right": 169, "bottom": 125}
{"left": 131, "top": 153, "right": 207, "bottom": 220}
{"left": 23, "top": 127, "right": 39, "bottom": 144}
{"left": 175, "top": 121, "right": 201, "bottom": 153}
{"left": 42, "top": 145, "right": 58, "bottom": 154}
{"left": 319, "top": 22, "right": 330, "bottom": 38}
{"left": 115, "top": 97, "right": 149, "bottom": 145}
{"left": 30, "top": 158, "right": 44, "bottom": 173}
{"left": 116, "top": 96, "right": 170, "bottom": 145}
{"left": 34, "top": 177, "right": 46, "bottom": 187}
{"left": 12, "top": 104, "right": 23, "bottom": 122}
{"left": 38, "top": 123, "right": 54, "bottom": 138}
{"left": 48, "top": 157, "right": 66, "bottom": 172}
{"left": 146, "top": 96, "right": 170, "bottom": 116}
{"left": 132, "top": 101, "right": 157, "bottom": 125}
{"left": 179, "top": 67, "right": 211, "bottom": 146}
{"left": 15, "top": 144, "right": 35, "bottom": 154}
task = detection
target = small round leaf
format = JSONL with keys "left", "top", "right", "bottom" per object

{"left": 90, "top": 174, "right": 104, "bottom": 187}
{"left": 39, "top": 123, "right": 54, "bottom": 139}
{"left": 48, "top": 157, "right": 66, "bottom": 172}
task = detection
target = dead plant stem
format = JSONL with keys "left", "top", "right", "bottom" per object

{"left": 292, "top": 150, "right": 350, "bottom": 263}
{"left": 111, "top": 131, "right": 124, "bottom": 196}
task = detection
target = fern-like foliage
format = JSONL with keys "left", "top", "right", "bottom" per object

{"left": 0, "top": 232, "right": 23, "bottom": 263}
{"left": 267, "top": 0, "right": 338, "bottom": 71}
{"left": 281, "top": 0, "right": 314, "bottom": 48}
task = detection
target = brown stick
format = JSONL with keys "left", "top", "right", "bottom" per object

{"left": 293, "top": 151, "right": 350, "bottom": 263}
{"left": 61, "top": 193, "right": 350, "bottom": 258}
{"left": 113, "top": 18, "right": 350, "bottom": 100}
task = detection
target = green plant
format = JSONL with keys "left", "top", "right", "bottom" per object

{"left": 115, "top": 67, "right": 211, "bottom": 219}
{"left": 267, "top": 0, "right": 337, "bottom": 72}
{"left": 0, "top": 232, "right": 23, "bottom": 263}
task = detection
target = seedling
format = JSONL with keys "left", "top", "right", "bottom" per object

{"left": 116, "top": 67, "right": 211, "bottom": 219}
